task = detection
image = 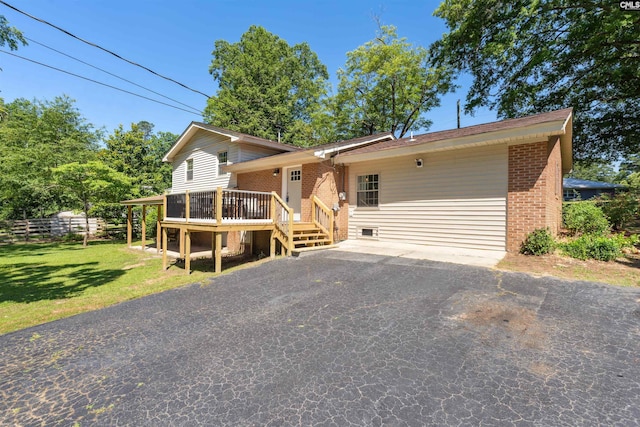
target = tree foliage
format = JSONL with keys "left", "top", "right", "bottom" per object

{"left": 98, "top": 121, "right": 175, "bottom": 196}
{"left": 432, "top": 1, "right": 640, "bottom": 161}
{"left": 568, "top": 161, "right": 616, "bottom": 183}
{"left": 0, "top": 15, "right": 26, "bottom": 51}
{"left": 53, "top": 161, "right": 132, "bottom": 246}
{"left": 0, "top": 97, "right": 100, "bottom": 219}
{"left": 204, "top": 25, "right": 329, "bottom": 147}
{"left": 332, "top": 25, "right": 453, "bottom": 139}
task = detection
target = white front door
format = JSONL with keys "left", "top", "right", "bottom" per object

{"left": 286, "top": 167, "right": 302, "bottom": 221}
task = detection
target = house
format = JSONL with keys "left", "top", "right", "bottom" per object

{"left": 563, "top": 178, "right": 623, "bottom": 201}
{"left": 228, "top": 108, "right": 573, "bottom": 253}
{"left": 123, "top": 108, "right": 573, "bottom": 273}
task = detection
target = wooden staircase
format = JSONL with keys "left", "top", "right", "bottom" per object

{"left": 292, "top": 222, "right": 332, "bottom": 248}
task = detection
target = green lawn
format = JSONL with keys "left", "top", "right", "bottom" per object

{"left": 0, "top": 241, "right": 261, "bottom": 335}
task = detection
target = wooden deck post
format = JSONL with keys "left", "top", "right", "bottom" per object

{"left": 179, "top": 228, "right": 185, "bottom": 258}
{"left": 270, "top": 230, "right": 276, "bottom": 259}
{"left": 162, "top": 226, "right": 168, "bottom": 270}
{"left": 185, "top": 190, "right": 190, "bottom": 223}
{"left": 156, "top": 205, "right": 162, "bottom": 254}
{"left": 270, "top": 193, "right": 276, "bottom": 258}
{"left": 215, "top": 187, "right": 223, "bottom": 224}
{"left": 141, "top": 205, "right": 147, "bottom": 252}
{"left": 127, "top": 205, "right": 132, "bottom": 248}
{"left": 185, "top": 230, "right": 191, "bottom": 275}
{"left": 287, "top": 207, "right": 294, "bottom": 255}
{"left": 215, "top": 232, "right": 222, "bottom": 274}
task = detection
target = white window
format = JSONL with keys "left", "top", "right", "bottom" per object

{"left": 564, "top": 188, "right": 578, "bottom": 201}
{"left": 218, "top": 151, "right": 228, "bottom": 176}
{"left": 290, "top": 169, "right": 301, "bottom": 181}
{"left": 186, "top": 159, "right": 194, "bottom": 182}
{"left": 357, "top": 174, "right": 379, "bottom": 207}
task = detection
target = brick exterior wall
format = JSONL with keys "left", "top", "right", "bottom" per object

{"left": 237, "top": 169, "right": 283, "bottom": 196}
{"left": 237, "top": 160, "right": 350, "bottom": 241}
{"left": 507, "top": 137, "right": 563, "bottom": 252}
{"left": 301, "top": 161, "right": 349, "bottom": 241}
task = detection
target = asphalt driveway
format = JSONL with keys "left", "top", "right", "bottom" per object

{"left": 1, "top": 251, "right": 639, "bottom": 426}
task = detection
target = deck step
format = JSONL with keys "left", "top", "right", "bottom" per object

{"left": 293, "top": 232, "right": 327, "bottom": 238}
{"left": 292, "top": 223, "right": 318, "bottom": 231}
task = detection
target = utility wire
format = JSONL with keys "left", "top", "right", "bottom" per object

{"left": 0, "top": 49, "right": 203, "bottom": 116}
{"left": 0, "top": 0, "right": 211, "bottom": 99}
{"left": 25, "top": 37, "right": 202, "bottom": 114}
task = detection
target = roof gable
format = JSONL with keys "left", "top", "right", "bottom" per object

{"left": 162, "top": 122, "right": 299, "bottom": 162}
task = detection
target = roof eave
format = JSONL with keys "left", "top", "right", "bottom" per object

{"left": 337, "top": 118, "right": 572, "bottom": 164}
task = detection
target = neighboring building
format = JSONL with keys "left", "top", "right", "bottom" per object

{"left": 563, "top": 178, "right": 624, "bottom": 201}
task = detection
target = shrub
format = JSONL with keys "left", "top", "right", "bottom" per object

{"left": 563, "top": 202, "right": 610, "bottom": 235}
{"left": 520, "top": 228, "right": 555, "bottom": 255}
{"left": 598, "top": 193, "right": 639, "bottom": 230}
{"left": 561, "top": 233, "right": 637, "bottom": 261}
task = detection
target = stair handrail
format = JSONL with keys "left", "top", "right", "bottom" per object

{"left": 311, "top": 195, "right": 334, "bottom": 244}
{"left": 271, "top": 192, "right": 294, "bottom": 254}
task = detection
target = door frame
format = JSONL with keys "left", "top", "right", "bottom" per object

{"left": 282, "top": 165, "right": 302, "bottom": 222}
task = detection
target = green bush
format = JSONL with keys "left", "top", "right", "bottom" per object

{"left": 561, "top": 233, "right": 637, "bottom": 261}
{"left": 520, "top": 228, "right": 555, "bottom": 255}
{"left": 598, "top": 193, "right": 639, "bottom": 230}
{"left": 563, "top": 202, "right": 610, "bottom": 235}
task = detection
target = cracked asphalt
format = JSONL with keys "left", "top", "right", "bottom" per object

{"left": 1, "top": 250, "right": 640, "bottom": 426}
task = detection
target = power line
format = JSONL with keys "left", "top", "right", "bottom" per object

{"left": 0, "top": 0, "right": 211, "bottom": 99}
{"left": 0, "top": 49, "right": 203, "bottom": 116}
{"left": 25, "top": 37, "right": 202, "bottom": 114}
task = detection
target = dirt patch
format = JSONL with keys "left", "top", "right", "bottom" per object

{"left": 497, "top": 252, "right": 640, "bottom": 287}
{"left": 455, "top": 300, "right": 546, "bottom": 350}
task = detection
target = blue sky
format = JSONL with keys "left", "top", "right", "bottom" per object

{"left": 0, "top": 0, "right": 497, "bottom": 138}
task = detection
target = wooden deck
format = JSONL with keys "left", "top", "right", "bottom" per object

{"left": 154, "top": 188, "right": 335, "bottom": 274}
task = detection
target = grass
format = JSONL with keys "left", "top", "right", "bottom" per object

{"left": 497, "top": 251, "right": 640, "bottom": 287}
{"left": 0, "top": 240, "right": 267, "bottom": 335}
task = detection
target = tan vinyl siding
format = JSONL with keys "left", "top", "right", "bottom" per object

{"left": 171, "top": 130, "right": 235, "bottom": 192}
{"left": 348, "top": 144, "right": 508, "bottom": 251}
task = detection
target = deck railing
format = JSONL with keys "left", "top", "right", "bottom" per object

{"left": 311, "top": 195, "right": 334, "bottom": 244}
{"left": 165, "top": 188, "right": 272, "bottom": 223}
{"left": 272, "top": 192, "right": 293, "bottom": 254}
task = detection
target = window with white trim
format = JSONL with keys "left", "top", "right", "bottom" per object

{"left": 290, "top": 169, "right": 301, "bottom": 181}
{"left": 357, "top": 174, "right": 379, "bottom": 207}
{"left": 218, "top": 151, "right": 228, "bottom": 176}
{"left": 186, "top": 159, "right": 194, "bottom": 182}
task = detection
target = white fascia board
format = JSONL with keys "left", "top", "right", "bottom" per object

{"left": 337, "top": 120, "right": 568, "bottom": 164}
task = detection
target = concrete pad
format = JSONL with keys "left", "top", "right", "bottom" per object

{"left": 334, "top": 239, "right": 505, "bottom": 267}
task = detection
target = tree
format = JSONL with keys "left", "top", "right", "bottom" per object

{"left": 204, "top": 25, "right": 329, "bottom": 147}
{"left": 0, "top": 15, "right": 26, "bottom": 51}
{"left": 99, "top": 122, "right": 175, "bottom": 196}
{"left": 0, "top": 97, "right": 100, "bottom": 219}
{"left": 432, "top": 1, "right": 640, "bottom": 162}
{"left": 332, "top": 25, "right": 453, "bottom": 139}
{"left": 568, "top": 162, "right": 616, "bottom": 183}
{"left": 53, "top": 161, "right": 132, "bottom": 246}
